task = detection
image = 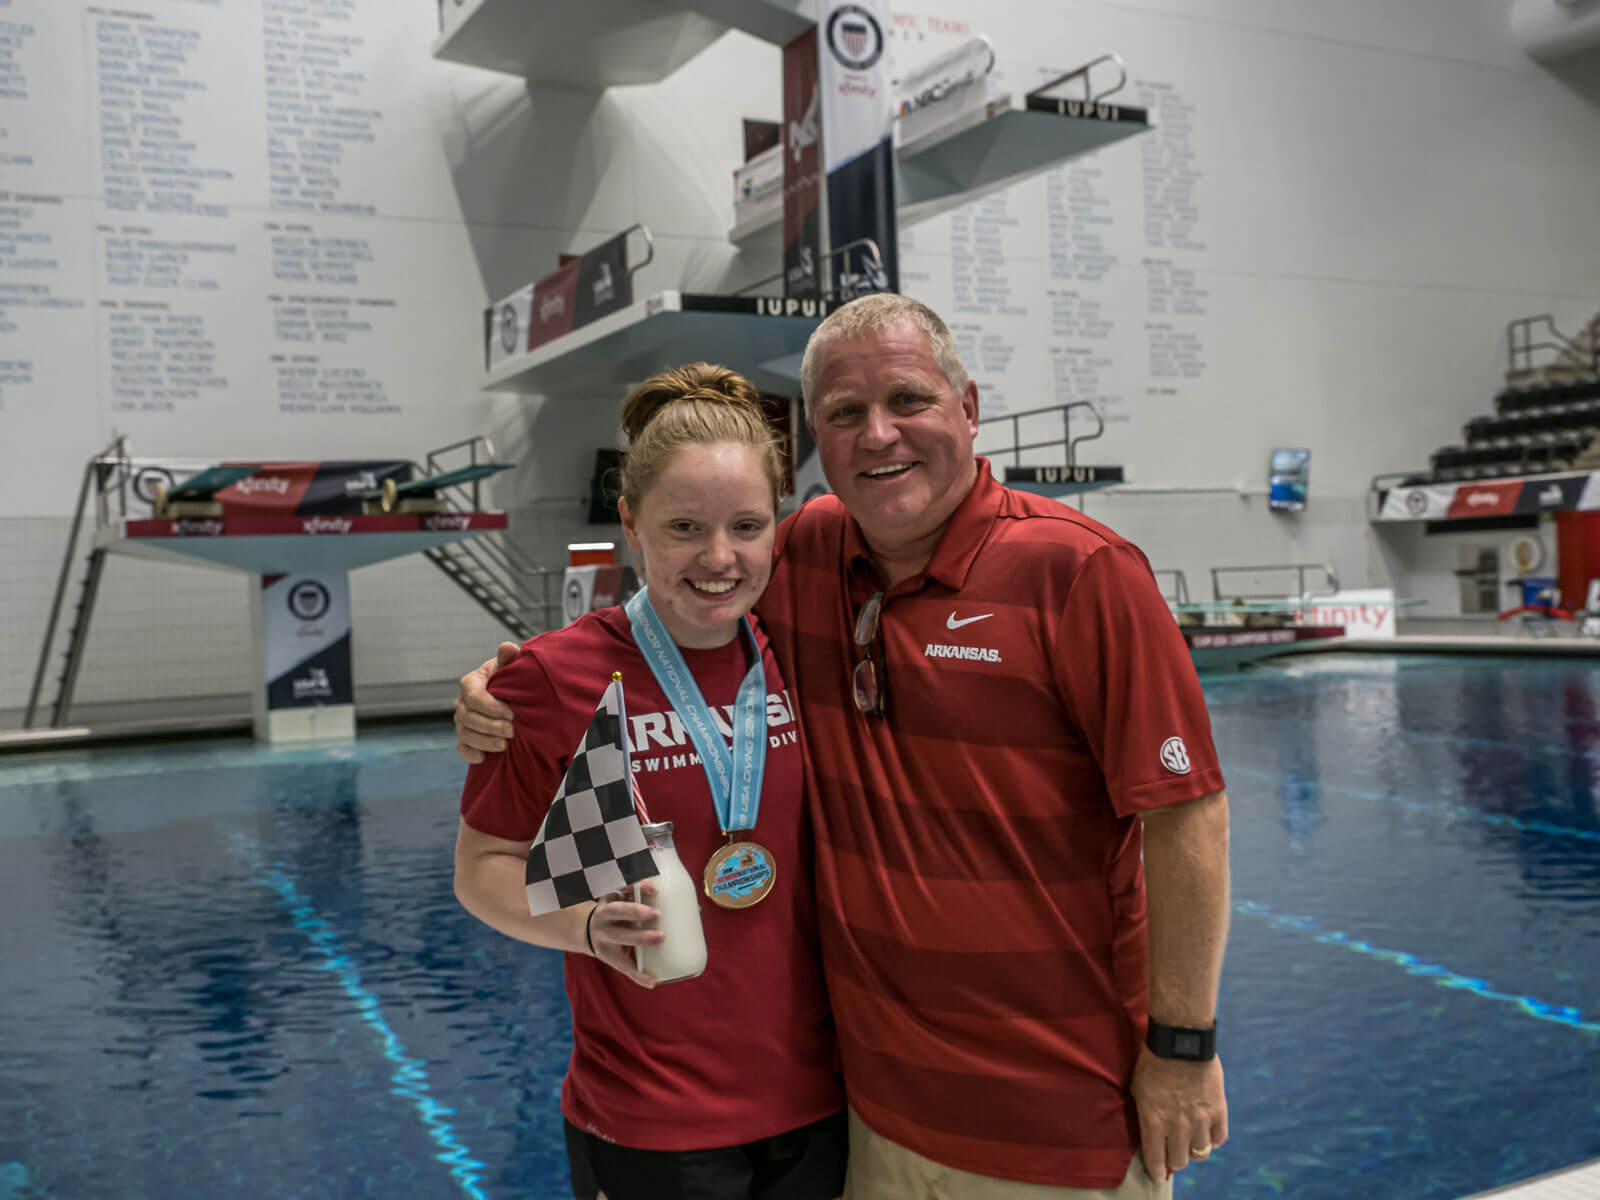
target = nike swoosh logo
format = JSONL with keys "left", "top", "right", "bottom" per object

{"left": 947, "top": 612, "right": 995, "bottom": 630}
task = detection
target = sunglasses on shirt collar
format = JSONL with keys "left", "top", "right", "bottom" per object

{"left": 851, "top": 591, "right": 887, "bottom": 718}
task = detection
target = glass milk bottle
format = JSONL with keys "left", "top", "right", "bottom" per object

{"left": 633, "top": 822, "right": 708, "bottom": 984}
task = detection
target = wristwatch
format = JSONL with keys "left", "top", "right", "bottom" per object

{"left": 1146, "top": 1019, "right": 1216, "bottom": 1062}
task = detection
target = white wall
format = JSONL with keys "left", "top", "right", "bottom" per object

{"left": 3, "top": 0, "right": 1599, "bottom": 714}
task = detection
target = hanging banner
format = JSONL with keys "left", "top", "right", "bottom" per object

{"left": 819, "top": 0, "right": 897, "bottom": 296}
{"left": 486, "top": 284, "right": 532, "bottom": 371}
{"left": 258, "top": 571, "right": 354, "bottom": 710}
{"left": 572, "top": 229, "right": 632, "bottom": 327}
{"left": 782, "top": 28, "right": 823, "bottom": 299}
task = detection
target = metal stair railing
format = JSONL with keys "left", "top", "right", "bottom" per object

{"left": 1506, "top": 314, "right": 1600, "bottom": 379}
{"left": 416, "top": 437, "right": 564, "bottom": 636}
{"left": 25, "top": 434, "right": 131, "bottom": 728}
{"left": 976, "top": 400, "right": 1106, "bottom": 469}
{"left": 1152, "top": 569, "right": 1190, "bottom": 606}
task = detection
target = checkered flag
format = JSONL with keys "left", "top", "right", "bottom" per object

{"left": 524, "top": 677, "right": 657, "bottom": 916}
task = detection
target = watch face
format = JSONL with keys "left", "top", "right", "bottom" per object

{"left": 1173, "top": 1031, "right": 1204, "bottom": 1059}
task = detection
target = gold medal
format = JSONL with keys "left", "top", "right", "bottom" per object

{"left": 703, "top": 837, "right": 776, "bottom": 909}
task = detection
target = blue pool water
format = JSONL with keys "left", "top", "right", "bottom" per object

{"left": 1, "top": 654, "right": 1598, "bottom": 1199}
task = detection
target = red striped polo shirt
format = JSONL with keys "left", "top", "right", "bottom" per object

{"left": 755, "top": 458, "right": 1224, "bottom": 1187}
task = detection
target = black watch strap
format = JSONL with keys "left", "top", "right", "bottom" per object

{"left": 1146, "top": 1019, "right": 1216, "bottom": 1061}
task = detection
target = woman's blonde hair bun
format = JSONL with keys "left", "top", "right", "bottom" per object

{"left": 618, "top": 363, "right": 787, "bottom": 511}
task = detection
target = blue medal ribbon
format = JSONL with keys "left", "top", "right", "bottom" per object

{"left": 625, "top": 587, "right": 768, "bottom": 835}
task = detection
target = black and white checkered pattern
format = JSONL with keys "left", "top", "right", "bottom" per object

{"left": 524, "top": 680, "right": 656, "bottom": 916}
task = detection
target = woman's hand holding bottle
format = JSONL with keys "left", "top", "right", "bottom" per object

{"left": 586, "top": 881, "right": 664, "bottom": 989}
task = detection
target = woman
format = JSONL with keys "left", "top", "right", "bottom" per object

{"left": 453, "top": 364, "right": 844, "bottom": 1200}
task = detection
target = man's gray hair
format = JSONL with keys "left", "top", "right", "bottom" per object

{"left": 800, "top": 293, "right": 970, "bottom": 421}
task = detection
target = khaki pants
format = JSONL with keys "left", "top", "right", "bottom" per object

{"left": 843, "top": 1110, "right": 1171, "bottom": 1200}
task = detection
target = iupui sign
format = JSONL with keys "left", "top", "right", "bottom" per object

{"left": 1375, "top": 471, "right": 1600, "bottom": 521}
{"left": 483, "top": 230, "right": 633, "bottom": 368}
{"left": 1005, "top": 465, "right": 1125, "bottom": 487}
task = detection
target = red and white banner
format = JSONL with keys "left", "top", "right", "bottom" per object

{"left": 1375, "top": 470, "right": 1600, "bottom": 522}
{"left": 1292, "top": 589, "right": 1398, "bottom": 639}
{"left": 819, "top": 0, "right": 897, "bottom": 296}
{"left": 1445, "top": 480, "right": 1520, "bottom": 519}
{"left": 782, "top": 29, "right": 823, "bottom": 298}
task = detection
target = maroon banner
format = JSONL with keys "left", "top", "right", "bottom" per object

{"left": 1446, "top": 480, "right": 1521, "bottom": 520}
{"left": 783, "top": 28, "right": 823, "bottom": 299}
{"left": 125, "top": 512, "right": 508, "bottom": 539}
{"left": 527, "top": 258, "right": 581, "bottom": 351}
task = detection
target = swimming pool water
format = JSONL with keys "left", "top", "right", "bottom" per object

{"left": 1, "top": 654, "right": 1597, "bottom": 1199}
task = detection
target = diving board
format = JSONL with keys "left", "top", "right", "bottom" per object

{"left": 155, "top": 465, "right": 259, "bottom": 516}
{"left": 363, "top": 462, "right": 514, "bottom": 513}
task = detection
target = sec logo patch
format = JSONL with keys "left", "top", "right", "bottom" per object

{"left": 1160, "top": 736, "right": 1191, "bottom": 775}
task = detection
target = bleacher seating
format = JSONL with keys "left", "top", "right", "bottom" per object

{"left": 1400, "top": 367, "right": 1600, "bottom": 488}
{"left": 1427, "top": 430, "right": 1590, "bottom": 482}
{"left": 1495, "top": 376, "right": 1600, "bottom": 415}
{"left": 1390, "top": 312, "right": 1600, "bottom": 488}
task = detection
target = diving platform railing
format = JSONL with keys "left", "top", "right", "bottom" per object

{"left": 1210, "top": 563, "right": 1341, "bottom": 603}
{"left": 977, "top": 400, "right": 1105, "bottom": 469}
{"left": 24, "top": 434, "right": 130, "bottom": 729}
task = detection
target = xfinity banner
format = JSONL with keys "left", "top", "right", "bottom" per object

{"left": 1292, "top": 589, "right": 1399, "bottom": 639}
{"left": 820, "top": 0, "right": 897, "bottom": 295}
{"left": 783, "top": 29, "right": 823, "bottom": 299}
{"left": 259, "top": 572, "right": 353, "bottom": 710}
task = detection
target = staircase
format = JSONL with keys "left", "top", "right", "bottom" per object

{"left": 414, "top": 438, "right": 562, "bottom": 642}
{"left": 423, "top": 535, "right": 556, "bottom": 642}
{"left": 23, "top": 438, "right": 128, "bottom": 730}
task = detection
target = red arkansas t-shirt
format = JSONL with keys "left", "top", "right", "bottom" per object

{"left": 459, "top": 607, "right": 842, "bottom": 1151}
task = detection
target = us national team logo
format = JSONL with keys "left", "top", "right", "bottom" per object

{"left": 827, "top": 4, "right": 884, "bottom": 70}
{"left": 563, "top": 577, "right": 586, "bottom": 623}
{"left": 1159, "top": 736, "right": 1191, "bottom": 775}
{"left": 287, "top": 580, "right": 332, "bottom": 622}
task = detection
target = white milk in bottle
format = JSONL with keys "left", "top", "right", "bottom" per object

{"left": 633, "top": 821, "right": 708, "bottom": 983}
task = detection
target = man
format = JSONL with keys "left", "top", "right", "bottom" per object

{"left": 456, "top": 294, "right": 1230, "bottom": 1200}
